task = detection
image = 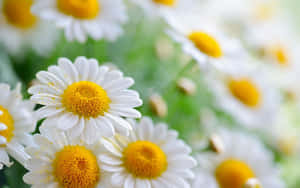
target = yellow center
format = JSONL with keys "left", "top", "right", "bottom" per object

{"left": 57, "top": 0, "right": 100, "bottom": 19}
{"left": 228, "top": 78, "right": 261, "bottom": 108}
{"left": 152, "top": 0, "right": 176, "bottom": 6}
{"left": 188, "top": 32, "right": 223, "bottom": 58}
{"left": 62, "top": 81, "right": 111, "bottom": 118}
{"left": 271, "top": 46, "right": 289, "bottom": 66}
{"left": 3, "top": 0, "right": 37, "bottom": 29}
{"left": 254, "top": 3, "right": 276, "bottom": 21}
{"left": 53, "top": 145, "right": 100, "bottom": 188}
{"left": 215, "top": 159, "right": 256, "bottom": 188}
{"left": 0, "top": 105, "right": 14, "bottom": 145}
{"left": 123, "top": 141, "right": 168, "bottom": 179}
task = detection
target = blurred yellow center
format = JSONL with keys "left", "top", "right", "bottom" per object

{"left": 255, "top": 3, "right": 275, "bottom": 21}
{"left": 215, "top": 159, "right": 256, "bottom": 188}
{"left": 3, "top": 0, "right": 37, "bottom": 29}
{"left": 53, "top": 145, "right": 100, "bottom": 188}
{"left": 271, "top": 46, "right": 289, "bottom": 66}
{"left": 188, "top": 32, "right": 223, "bottom": 58}
{"left": 57, "top": 0, "right": 100, "bottom": 19}
{"left": 0, "top": 105, "right": 14, "bottom": 145}
{"left": 153, "top": 0, "right": 175, "bottom": 6}
{"left": 228, "top": 78, "right": 261, "bottom": 108}
{"left": 62, "top": 81, "right": 111, "bottom": 118}
{"left": 123, "top": 141, "right": 167, "bottom": 179}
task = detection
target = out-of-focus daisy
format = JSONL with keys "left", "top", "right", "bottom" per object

{"left": 23, "top": 125, "right": 111, "bottom": 188}
{"left": 32, "top": 0, "right": 127, "bottom": 43}
{"left": 29, "top": 57, "right": 142, "bottom": 144}
{"left": 0, "top": 0, "right": 59, "bottom": 57}
{"left": 164, "top": 9, "right": 245, "bottom": 70}
{"left": 193, "top": 129, "right": 285, "bottom": 188}
{"left": 206, "top": 67, "right": 280, "bottom": 130}
{"left": 0, "top": 83, "right": 36, "bottom": 169}
{"left": 100, "top": 117, "right": 197, "bottom": 187}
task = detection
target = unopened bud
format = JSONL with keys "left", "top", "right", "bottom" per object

{"left": 149, "top": 94, "right": 167, "bottom": 117}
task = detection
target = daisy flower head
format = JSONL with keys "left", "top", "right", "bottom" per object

{"left": 31, "top": 0, "right": 128, "bottom": 43}
{"left": 0, "top": 0, "right": 59, "bottom": 57}
{"left": 193, "top": 129, "right": 285, "bottom": 188}
{"left": 0, "top": 83, "right": 37, "bottom": 169}
{"left": 29, "top": 56, "right": 143, "bottom": 144}
{"left": 206, "top": 67, "right": 281, "bottom": 130}
{"left": 23, "top": 124, "right": 112, "bottom": 188}
{"left": 163, "top": 8, "right": 245, "bottom": 71}
{"left": 100, "top": 117, "right": 197, "bottom": 188}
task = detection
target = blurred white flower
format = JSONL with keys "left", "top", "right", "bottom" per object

{"left": 32, "top": 0, "right": 127, "bottom": 43}
{"left": 193, "top": 129, "right": 285, "bottom": 188}
{"left": 100, "top": 117, "right": 197, "bottom": 188}
{"left": 29, "top": 57, "right": 142, "bottom": 144}
{"left": 0, "top": 83, "right": 36, "bottom": 169}
{"left": 0, "top": 0, "right": 59, "bottom": 57}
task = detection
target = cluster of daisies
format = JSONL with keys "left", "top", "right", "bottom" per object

{"left": 0, "top": 0, "right": 299, "bottom": 187}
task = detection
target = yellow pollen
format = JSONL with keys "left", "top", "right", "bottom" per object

{"left": 3, "top": 0, "right": 37, "bottom": 29}
{"left": 62, "top": 81, "right": 111, "bottom": 118}
{"left": 123, "top": 141, "right": 167, "bottom": 179}
{"left": 152, "top": 0, "right": 176, "bottom": 6}
{"left": 188, "top": 32, "right": 223, "bottom": 58}
{"left": 57, "top": 0, "right": 100, "bottom": 19}
{"left": 53, "top": 145, "right": 100, "bottom": 188}
{"left": 0, "top": 105, "right": 14, "bottom": 145}
{"left": 215, "top": 159, "right": 256, "bottom": 188}
{"left": 228, "top": 78, "right": 261, "bottom": 108}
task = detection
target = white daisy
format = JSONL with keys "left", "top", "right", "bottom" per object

{"left": 0, "top": 0, "right": 59, "bottom": 57}
{"left": 193, "top": 129, "right": 285, "bottom": 188}
{"left": 0, "top": 83, "right": 36, "bottom": 169}
{"left": 29, "top": 56, "right": 142, "bottom": 144}
{"left": 31, "top": 0, "right": 127, "bottom": 43}
{"left": 100, "top": 117, "right": 197, "bottom": 188}
{"left": 163, "top": 8, "right": 245, "bottom": 70}
{"left": 23, "top": 124, "right": 111, "bottom": 188}
{"left": 205, "top": 67, "right": 281, "bottom": 130}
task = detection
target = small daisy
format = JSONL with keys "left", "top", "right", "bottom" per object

{"left": 23, "top": 125, "right": 111, "bottom": 188}
{"left": 0, "top": 83, "right": 36, "bottom": 169}
{"left": 163, "top": 9, "right": 245, "bottom": 70}
{"left": 32, "top": 0, "right": 127, "bottom": 43}
{"left": 100, "top": 117, "right": 197, "bottom": 188}
{"left": 0, "top": 0, "right": 59, "bottom": 57}
{"left": 29, "top": 56, "right": 142, "bottom": 144}
{"left": 206, "top": 67, "right": 281, "bottom": 130}
{"left": 193, "top": 129, "right": 285, "bottom": 188}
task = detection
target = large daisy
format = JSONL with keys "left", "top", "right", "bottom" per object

{"left": 163, "top": 8, "right": 245, "bottom": 70}
{"left": 0, "top": 83, "right": 36, "bottom": 169}
{"left": 205, "top": 67, "right": 281, "bottom": 130}
{"left": 29, "top": 56, "right": 142, "bottom": 144}
{"left": 100, "top": 117, "right": 197, "bottom": 188}
{"left": 193, "top": 129, "right": 285, "bottom": 188}
{"left": 23, "top": 124, "right": 111, "bottom": 188}
{"left": 31, "top": 0, "right": 127, "bottom": 43}
{"left": 0, "top": 0, "right": 59, "bottom": 57}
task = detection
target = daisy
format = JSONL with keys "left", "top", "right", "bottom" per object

{"left": 23, "top": 124, "right": 111, "bottom": 188}
{"left": 28, "top": 56, "right": 143, "bottom": 144}
{"left": 0, "top": 83, "right": 36, "bottom": 169}
{"left": 193, "top": 129, "right": 285, "bottom": 188}
{"left": 31, "top": 0, "right": 127, "bottom": 43}
{"left": 163, "top": 8, "right": 245, "bottom": 70}
{"left": 100, "top": 117, "right": 197, "bottom": 188}
{"left": 0, "top": 0, "right": 59, "bottom": 57}
{"left": 205, "top": 67, "right": 281, "bottom": 130}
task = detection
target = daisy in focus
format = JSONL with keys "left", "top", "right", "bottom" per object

{"left": 163, "top": 8, "right": 245, "bottom": 70}
{"left": 31, "top": 0, "right": 127, "bottom": 43}
{"left": 0, "top": 0, "right": 59, "bottom": 57}
{"left": 0, "top": 83, "right": 36, "bottom": 169}
{"left": 205, "top": 67, "right": 281, "bottom": 130}
{"left": 29, "top": 56, "right": 142, "bottom": 144}
{"left": 100, "top": 117, "right": 197, "bottom": 188}
{"left": 193, "top": 129, "right": 285, "bottom": 188}
{"left": 23, "top": 124, "right": 111, "bottom": 188}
